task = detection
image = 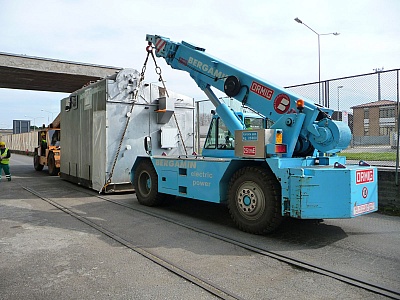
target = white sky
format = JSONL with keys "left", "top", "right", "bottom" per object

{"left": 0, "top": 0, "right": 399, "bottom": 128}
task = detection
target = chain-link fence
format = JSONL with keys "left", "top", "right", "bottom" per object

{"left": 195, "top": 69, "right": 400, "bottom": 170}
{"left": 286, "top": 69, "right": 399, "bottom": 169}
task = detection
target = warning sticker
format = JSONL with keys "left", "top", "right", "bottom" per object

{"left": 178, "top": 57, "right": 188, "bottom": 66}
{"left": 273, "top": 94, "right": 291, "bottom": 114}
{"left": 242, "top": 131, "right": 258, "bottom": 141}
{"left": 362, "top": 187, "right": 368, "bottom": 198}
{"left": 155, "top": 38, "right": 166, "bottom": 53}
{"left": 243, "top": 146, "right": 256, "bottom": 156}
{"left": 353, "top": 201, "right": 375, "bottom": 216}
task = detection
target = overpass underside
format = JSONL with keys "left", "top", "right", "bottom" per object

{"left": 0, "top": 52, "right": 122, "bottom": 93}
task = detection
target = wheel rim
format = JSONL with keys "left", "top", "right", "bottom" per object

{"left": 138, "top": 171, "right": 151, "bottom": 197}
{"left": 236, "top": 181, "right": 265, "bottom": 220}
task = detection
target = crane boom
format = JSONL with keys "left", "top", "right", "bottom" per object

{"left": 146, "top": 34, "right": 351, "bottom": 157}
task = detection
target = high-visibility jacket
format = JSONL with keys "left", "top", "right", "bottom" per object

{"left": 0, "top": 147, "right": 10, "bottom": 164}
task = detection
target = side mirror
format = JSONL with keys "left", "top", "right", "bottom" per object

{"left": 144, "top": 136, "right": 152, "bottom": 155}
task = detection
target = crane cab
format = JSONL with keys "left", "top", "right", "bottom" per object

{"left": 202, "top": 112, "right": 270, "bottom": 158}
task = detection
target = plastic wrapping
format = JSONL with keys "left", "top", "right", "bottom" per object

{"left": 60, "top": 69, "right": 194, "bottom": 192}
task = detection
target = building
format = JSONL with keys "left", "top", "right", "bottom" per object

{"left": 12, "top": 120, "right": 31, "bottom": 134}
{"left": 351, "top": 100, "right": 398, "bottom": 145}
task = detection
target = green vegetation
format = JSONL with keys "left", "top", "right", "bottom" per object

{"left": 380, "top": 205, "right": 400, "bottom": 216}
{"left": 339, "top": 152, "right": 397, "bottom": 161}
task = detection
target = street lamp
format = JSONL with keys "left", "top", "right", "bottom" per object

{"left": 337, "top": 85, "right": 343, "bottom": 112}
{"left": 294, "top": 18, "right": 340, "bottom": 104}
{"left": 41, "top": 109, "right": 57, "bottom": 124}
{"left": 24, "top": 115, "right": 44, "bottom": 131}
{"left": 373, "top": 67, "right": 384, "bottom": 101}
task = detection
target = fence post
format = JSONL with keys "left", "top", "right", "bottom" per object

{"left": 396, "top": 70, "right": 399, "bottom": 185}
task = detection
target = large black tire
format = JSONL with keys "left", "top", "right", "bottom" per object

{"left": 227, "top": 166, "right": 282, "bottom": 234}
{"left": 34, "top": 152, "right": 44, "bottom": 171}
{"left": 47, "top": 152, "right": 59, "bottom": 176}
{"left": 134, "top": 160, "right": 164, "bottom": 206}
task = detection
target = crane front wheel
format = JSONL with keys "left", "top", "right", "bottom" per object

{"left": 34, "top": 152, "right": 44, "bottom": 171}
{"left": 227, "top": 166, "right": 282, "bottom": 234}
{"left": 47, "top": 152, "right": 59, "bottom": 176}
{"left": 134, "top": 160, "right": 165, "bottom": 206}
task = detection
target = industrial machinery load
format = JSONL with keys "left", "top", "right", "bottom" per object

{"left": 130, "top": 35, "right": 378, "bottom": 234}
{"left": 60, "top": 68, "right": 194, "bottom": 193}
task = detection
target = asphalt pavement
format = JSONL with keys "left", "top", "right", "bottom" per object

{"left": 0, "top": 154, "right": 398, "bottom": 300}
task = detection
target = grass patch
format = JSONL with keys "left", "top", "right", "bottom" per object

{"left": 380, "top": 205, "right": 400, "bottom": 216}
{"left": 338, "top": 152, "right": 397, "bottom": 161}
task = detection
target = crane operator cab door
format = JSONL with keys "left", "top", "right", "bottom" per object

{"left": 202, "top": 112, "right": 268, "bottom": 158}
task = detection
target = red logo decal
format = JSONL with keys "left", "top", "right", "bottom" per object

{"left": 362, "top": 187, "right": 368, "bottom": 198}
{"left": 178, "top": 57, "right": 188, "bottom": 66}
{"left": 250, "top": 81, "right": 274, "bottom": 100}
{"left": 274, "top": 94, "right": 291, "bottom": 114}
{"left": 356, "top": 169, "right": 374, "bottom": 184}
{"left": 243, "top": 146, "right": 256, "bottom": 156}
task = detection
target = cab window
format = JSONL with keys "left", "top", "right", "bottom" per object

{"left": 244, "top": 117, "right": 264, "bottom": 129}
{"left": 217, "top": 118, "right": 234, "bottom": 149}
{"left": 204, "top": 118, "right": 217, "bottom": 149}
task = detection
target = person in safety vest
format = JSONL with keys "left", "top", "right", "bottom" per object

{"left": 0, "top": 141, "right": 11, "bottom": 181}
{"left": 40, "top": 132, "right": 47, "bottom": 156}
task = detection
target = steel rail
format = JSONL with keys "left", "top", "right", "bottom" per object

{"left": 21, "top": 185, "right": 244, "bottom": 300}
{"left": 22, "top": 183, "right": 400, "bottom": 299}
{"left": 97, "top": 193, "right": 400, "bottom": 300}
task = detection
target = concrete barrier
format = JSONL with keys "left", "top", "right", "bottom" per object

{"left": 378, "top": 169, "right": 400, "bottom": 215}
{"left": 1, "top": 131, "right": 37, "bottom": 153}
{"left": 1, "top": 131, "right": 38, "bottom": 154}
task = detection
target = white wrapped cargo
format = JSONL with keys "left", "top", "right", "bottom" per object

{"left": 60, "top": 68, "right": 194, "bottom": 192}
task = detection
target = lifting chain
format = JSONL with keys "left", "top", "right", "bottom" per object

{"left": 146, "top": 43, "right": 169, "bottom": 97}
{"left": 101, "top": 50, "right": 150, "bottom": 193}
{"left": 146, "top": 44, "right": 188, "bottom": 156}
{"left": 101, "top": 44, "right": 188, "bottom": 193}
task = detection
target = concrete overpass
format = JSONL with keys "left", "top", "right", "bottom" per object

{"left": 0, "top": 52, "right": 123, "bottom": 93}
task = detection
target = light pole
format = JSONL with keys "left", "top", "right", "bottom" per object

{"left": 294, "top": 18, "right": 340, "bottom": 104}
{"left": 41, "top": 109, "right": 57, "bottom": 124}
{"left": 25, "top": 115, "right": 44, "bottom": 131}
{"left": 373, "top": 67, "right": 384, "bottom": 101}
{"left": 337, "top": 85, "right": 343, "bottom": 112}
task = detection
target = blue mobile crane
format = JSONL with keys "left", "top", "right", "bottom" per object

{"left": 130, "top": 34, "right": 378, "bottom": 234}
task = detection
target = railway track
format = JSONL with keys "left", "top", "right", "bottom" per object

{"left": 21, "top": 183, "right": 400, "bottom": 300}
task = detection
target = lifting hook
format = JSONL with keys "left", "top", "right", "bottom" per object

{"left": 146, "top": 42, "right": 153, "bottom": 53}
